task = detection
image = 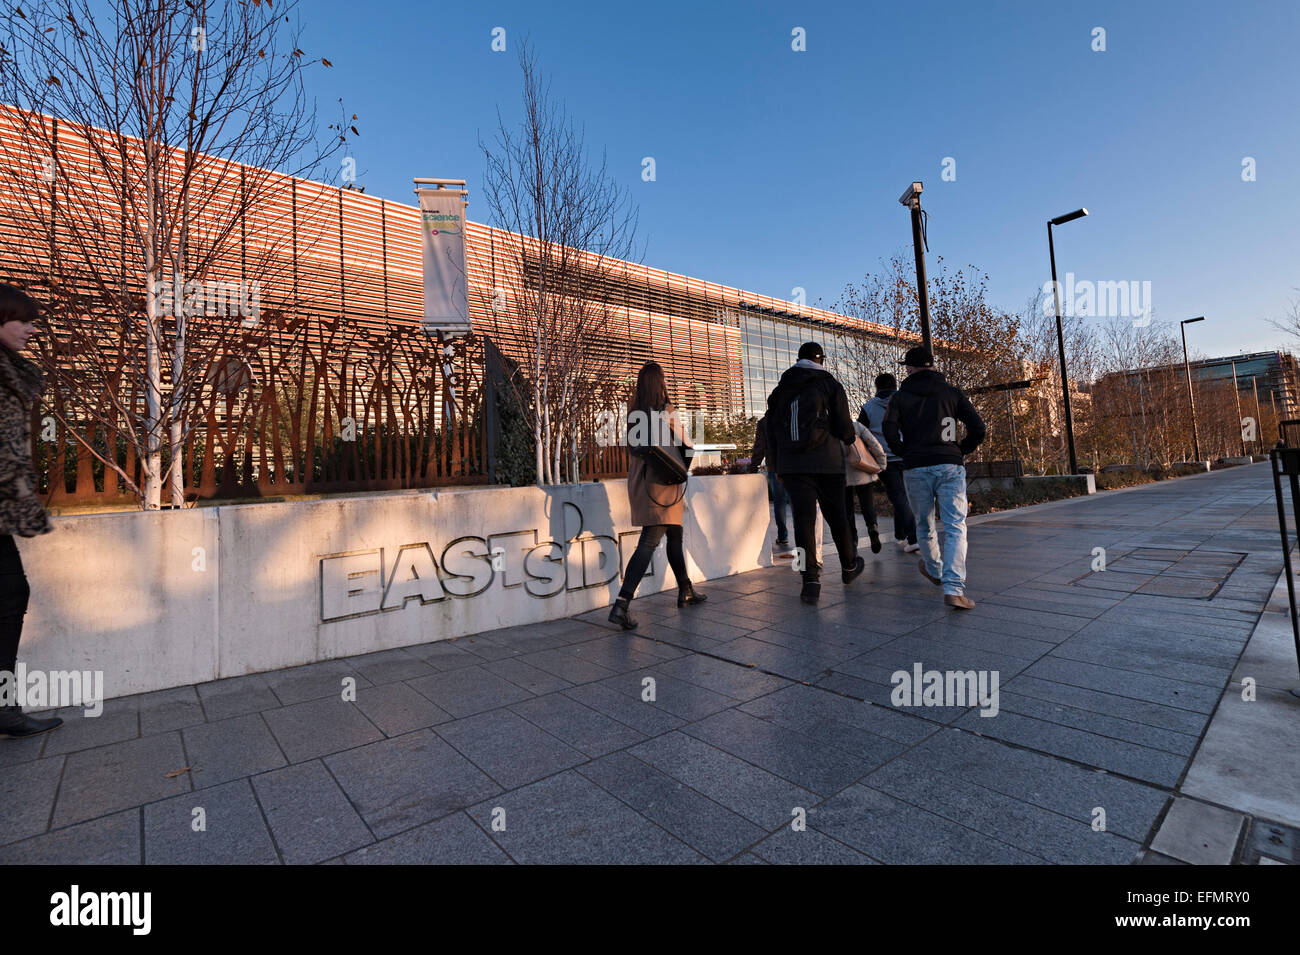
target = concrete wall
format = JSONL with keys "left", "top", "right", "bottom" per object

{"left": 966, "top": 474, "right": 1096, "bottom": 496}
{"left": 17, "top": 475, "right": 773, "bottom": 699}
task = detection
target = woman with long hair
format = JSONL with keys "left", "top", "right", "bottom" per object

{"left": 608, "top": 362, "right": 706, "bottom": 630}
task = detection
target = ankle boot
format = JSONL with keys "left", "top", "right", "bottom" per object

{"left": 0, "top": 705, "right": 63, "bottom": 740}
{"left": 800, "top": 579, "right": 821, "bottom": 604}
{"left": 677, "top": 581, "right": 707, "bottom": 607}
{"left": 608, "top": 596, "right": 638, "bottom": 630}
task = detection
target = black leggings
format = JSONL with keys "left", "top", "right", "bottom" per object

{"left": 0, "top": 535, "right": 31, "bottom": 677}
{"left": 619, "top": 524, "right": 688, "bottom": 600}
{"left": 845, "top": 483, "right": 879, "bottom": 545}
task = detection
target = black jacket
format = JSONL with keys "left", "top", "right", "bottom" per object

{"left": 750, "top": 414, "right": 770, "bottom": 470}
{"left": 882, "top": 369, "right": 986, "bottom": 469}
{"left": 765, "top": 362, "right": 855, "bottom": 475}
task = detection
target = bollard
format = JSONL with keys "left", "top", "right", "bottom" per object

{"left": 1268, "top": 447, "right": 1300, "bottom": 697}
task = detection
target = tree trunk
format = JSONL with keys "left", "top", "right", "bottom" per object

{"left": 143, "top": 163, "right": 162, "bottom": 511}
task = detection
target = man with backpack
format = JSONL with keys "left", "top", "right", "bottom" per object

{"left": 859, "top": 373, "right": 918, "bottom": 552}
{"left": 765, "top": 342, "right": 865, "bottom": 605}
{"left": 882, "top": 346, "right": 986, "bottom": 610}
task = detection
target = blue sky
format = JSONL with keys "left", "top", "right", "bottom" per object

{"left": 300, "top": 0, "right": 1300, "bottom": 358}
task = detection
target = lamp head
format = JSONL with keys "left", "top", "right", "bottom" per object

{"left": 1049, "top": 208, "right": 1089, "bottom": 226}
{"left": 899, "top": 181, "right": 923, "bottom": 207}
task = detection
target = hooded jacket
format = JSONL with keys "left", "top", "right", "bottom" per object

{"left": 881, "top": 368, "right": 986, "bottom": 470}
{"left": 859, "top": 391, "right": 900, "bottom": 462}
{"left": 765, "top": 360, "right": 855, "bottom": 475}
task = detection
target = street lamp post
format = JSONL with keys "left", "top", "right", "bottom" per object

{"left": 1252, "top": 375, "right": 1262, "bottom": 453}
{"left": 1232, "top": 360, "right": 1246, "bottom": 456}
{"left": 899, "top": 182, "right": 932, "bottom": 352}
{"left": 1048, "top": 208, "right": 1088, "bottom": 474}
{"left": 1180, "top": 317, "right": 1206, "bottom": 462}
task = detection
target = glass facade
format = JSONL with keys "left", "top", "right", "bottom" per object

{"left": 737, "top": 308, "right": 902, "bottom": 417}
{"left": 1188, "top": 351, "right": 1298, "bottom": 418}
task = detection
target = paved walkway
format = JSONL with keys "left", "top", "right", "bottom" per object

{"left": 2, "top": 464, "right": 1296, "bottom": 864}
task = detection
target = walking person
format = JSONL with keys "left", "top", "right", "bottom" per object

{"left": 882, "top": 346, "right": 986, "bottom": 610}
{"left": 0, "top": 285, "right": 62, "bottom": 739}
{"left": 860, "top": 373, "right": 918, "bottom": 551}
{"left": 750, "top": 412, "right": 791, "bottom": 552}
{"left": 609, "top": 362, "right": 706, "bottom": 630}
{"left": 766, "top": 342, "right": 865, "bottom": 605}
{"left": 844, "top": 418, "right": 887, "bottom": 554}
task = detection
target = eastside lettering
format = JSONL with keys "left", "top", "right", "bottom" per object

{"left": 318, "top": 521, "right": 647, "bottom": 623}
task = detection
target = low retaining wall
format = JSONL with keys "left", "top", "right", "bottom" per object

{"left": 17, "top": 475, "right": 773, "bottom": 700}
{"left": 966, "top": 474, "right": 1096, "bottom": 496}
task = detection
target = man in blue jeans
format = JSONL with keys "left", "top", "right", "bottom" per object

{"left": 882, "top": 346, "right": 986, "bottom": 609}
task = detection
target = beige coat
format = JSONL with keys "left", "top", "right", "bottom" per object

{"left": 626, "top": 402, "right": 688, "bottom": 526}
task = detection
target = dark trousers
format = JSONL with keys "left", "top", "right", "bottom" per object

{"left": 781, "top": 472, "right": 855, "bottom": 581}
{"left": 767, "top": 472, "right": 790, "bottom": 543}
{"left": 845, "top": 483, "right": 879, "bottom": 547}
{"left": 879, "top": 465, "right": 917, "bottom": 544}
{"left": 619, "top": 524, "right": 688, "bottom": 600}
{"left": 0, "top": 535, "right": 31, "bottom": 678}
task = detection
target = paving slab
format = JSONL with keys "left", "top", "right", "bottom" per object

{"left": 1149, "top": 798, "right": 1246, "bottom": 865}
{"left": 53, "top": 732, "right": 191, "bottom": 828}
{"left": 323, "top": 729, "right": 500, "bottom": 839}
{"left": 182, "top": 712, "right": 287, "bottom": 788}
{"left": 261, "top": 696, "right": 384, "bottom": 762}
{"left": 576, "top": 750, "right": 766, "bottom": 862}
{"left": 435, "top": 709, "right": 587, "bottom": 790}
{"left": 1180, "top": 684, "right": 1300, "bottom": 829}
{"left": 0, "top": 809, "right": 141, "bottom": 864}
{"left": 343, "top": 812, "right": 512, "bottom": 865}
{"left": 144, "top": 779, "right": 280, "bottom": 865}
{"left": 466, "top": 771, "right": 705, "bottom": 864}
{"left": 250, "top": 760, "right": 374, "bottom": 864}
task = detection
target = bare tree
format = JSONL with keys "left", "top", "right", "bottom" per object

{"left": 1268, "top": 288, "right": 1300, "bottom": 344}
{"left": 833, "top": 254, "right": 1026, "bottom": 461}
{"left": 480, "top": 42, "right": 639, "bottom": 486}
{"left": 0, "top": 0, "right": 351, "bottom": 507}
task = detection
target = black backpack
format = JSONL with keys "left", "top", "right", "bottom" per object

{"left": 769, "top": 377, "right": 830, "bottom": 454}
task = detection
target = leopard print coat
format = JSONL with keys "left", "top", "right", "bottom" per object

{"left": 0, "top": 345, "right": 52, "bottom": 537}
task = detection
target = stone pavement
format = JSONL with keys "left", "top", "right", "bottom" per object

{"left": 2, "top": 463, "right": 1296, "bottom": 864}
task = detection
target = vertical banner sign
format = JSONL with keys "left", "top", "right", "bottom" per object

{"left": 417, "top": 186, "right": 471, "bottom": 335}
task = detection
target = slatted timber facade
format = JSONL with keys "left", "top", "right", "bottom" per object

{"left": 0, "top": 105, "right": 904, "bottom": 501}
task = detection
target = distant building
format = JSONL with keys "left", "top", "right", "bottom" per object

{"left": 1095, "top": 350, "right": 1299, "bottom": 420}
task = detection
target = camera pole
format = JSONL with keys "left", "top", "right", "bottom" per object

{"left": 899, "top": 182, "right": 932, "bottom": 353}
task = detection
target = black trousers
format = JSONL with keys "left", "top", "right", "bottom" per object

{"left": 619, "top": 524, "right": 688, "bottom": 600}
{"left": 0, "top": 535, "right": 31, "bottom": 678}
{"left": 781, "top": 472, "right": 856, "bottom": 581}
{"left": 845, "top": 483, "right": 879, "bottom": 547}
{"left": 879, "top": 465, "right": 917, "bottom": 544}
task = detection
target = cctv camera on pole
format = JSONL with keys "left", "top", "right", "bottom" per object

{"left": 899, "top": 181, "right": 932, "bottom": 352}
